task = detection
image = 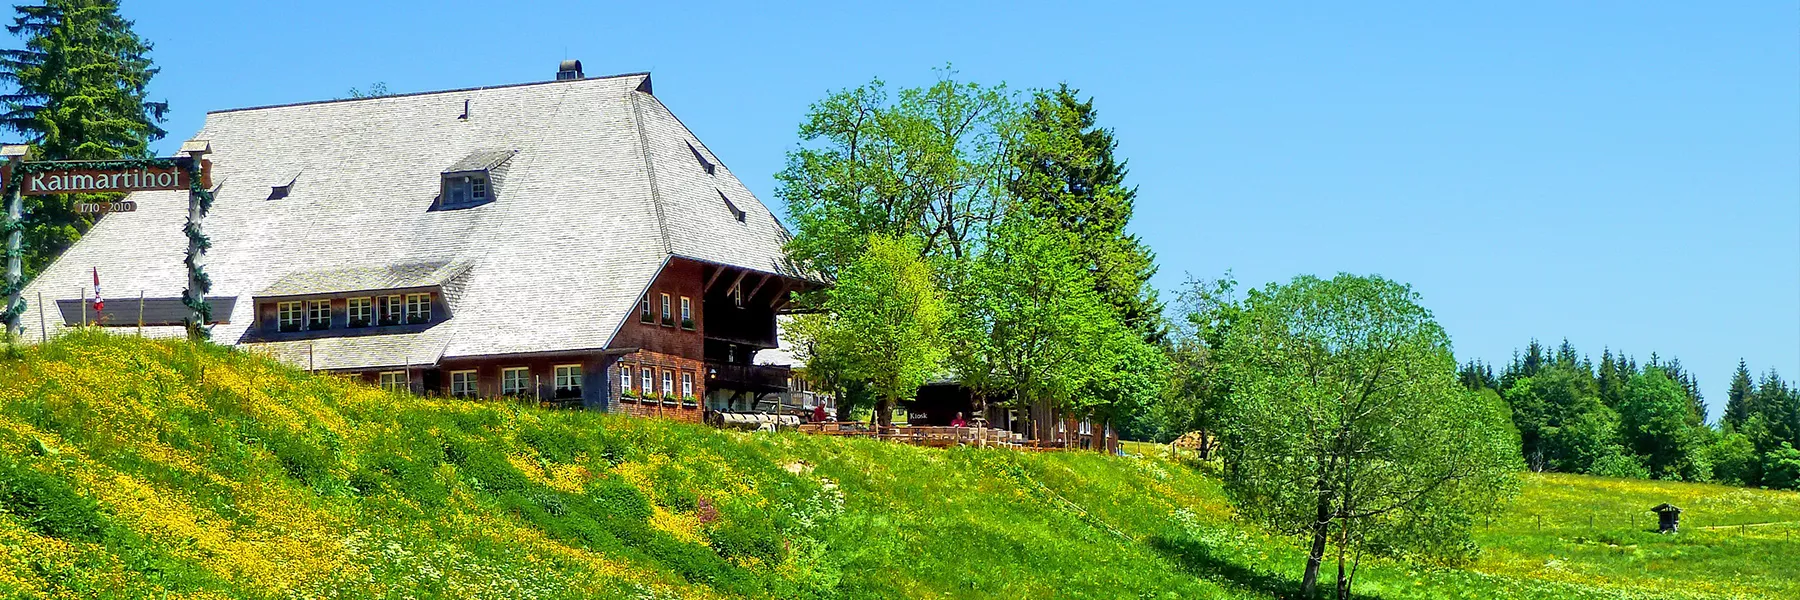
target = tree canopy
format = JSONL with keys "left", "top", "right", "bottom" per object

{"left": 1218, "top": 274, "right": 1520, "bottom": 599}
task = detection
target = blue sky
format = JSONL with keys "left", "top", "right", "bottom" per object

{"left": 41, "top": 2, "right": 1800, "bottom": 419}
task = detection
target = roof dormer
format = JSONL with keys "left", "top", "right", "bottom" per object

{"left": 436, "top": 149, "right": 516, "bottom": 210}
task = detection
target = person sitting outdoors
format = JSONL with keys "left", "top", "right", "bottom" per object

{"left": 812, "top": 404, "right": 828, "bottom": 423}
{"left": 950, "top": 412, "right": 968, "bottom": 428}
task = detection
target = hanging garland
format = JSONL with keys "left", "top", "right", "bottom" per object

{"left": 1, "top": 185, "right": 21, "bottom": 328}
{"left": 12, "top": 156, "right": 183, "bottom": 174}
{"left": 181, "top": 156, "right": 213, "bottom": 339}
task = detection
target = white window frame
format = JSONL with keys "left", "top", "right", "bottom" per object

{"left": 378, "top": 371, "right": 407, "bottom": 392}
{"left": 347, "top": 297, "right": 372, "bottom": 327}
{"left": 660, "top": 293, "right": 672, "bottom": 324}
{"left": 449, "top": 370, "right": 478, "bottom": 398}
{"left": 642, "top": 368, "right": 655, "bottom": 397}
{"left": 640, "top": 294, "right": 653, "bottom": 322}
{"left": 307, "top": 299, "right": 331, "bottom": 330}
{"left": 662, "top": 370, "right": 674, "bottom": 397}
{"left": 679, "top": 296, "right": 692, "bottom": 325}
{"left": 471, "top": 175, "right": 488, "bottom": 200}
{"left": 554, "top": 364, "right": 583, "bottom": 395}
{"left": 501, "top": 367, "right": 530, "bottom": 396}
{"left": 681, "top": 371, "right": 693, "bottom": 399}
{"left": 382, "top": 295, "right": 403, "bottom": 325}
{"left": 277, "top": 301, "right": 304, "bottom": 332}
{"left": 620, "top": 365, "right": 633, "bottom": 393}
{"left": 405, "top": 293, "right": 431, "bottom": 324}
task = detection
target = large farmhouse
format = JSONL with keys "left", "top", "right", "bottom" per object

{"left": 16, "top": 62, "right": 822, "bottom": 422}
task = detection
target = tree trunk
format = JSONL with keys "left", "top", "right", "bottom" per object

{"left": 875, "top": 396, "right": 892, "bottom": 428}
{"left": 1300, "top": 494, "right": 1331, "bottom": 598}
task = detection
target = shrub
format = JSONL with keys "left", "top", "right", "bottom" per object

{"left": 1762, "top": 442, "right": 1800, "bottom": 491}
{"left": 1590, "top": 448, "right": 1650, "bottom": 480}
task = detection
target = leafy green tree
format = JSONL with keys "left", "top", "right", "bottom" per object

{"left": 1152, "top": 273, "right": 1239, "bottom": 453}
{"left": 0, "top": 0, "right": 166, "bottom": 278}
{"left": 1217, "top": 274, "right": 1520, "bottom": 599}
{"left": 1618, "top": 369, "right": 1707, "bottom": 480}
{"left": 776, "top": 70, "right": 1014, "bottom": 284}
{"left": 962, "top": 211, "right": 1109, "bottom": 442}
{"left": 1708, "top": 430, "right": 1759, "bottom": 486}
{"left": 1008, "top": 84, "right": 1163, "bottom": 342}
{"left": 1762, "top": 442, "right": 1800, "bottom": 491}
{"left": 811, "top": 234, "right": 948, "bottom": 427}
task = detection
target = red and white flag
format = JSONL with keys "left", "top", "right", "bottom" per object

{"left": 92, "top": 267, "right": 103, "bottom": 311}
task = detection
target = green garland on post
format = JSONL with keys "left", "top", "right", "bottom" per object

{"left": 180, "top": 156, "right": 213, "bottom": 340}
{"left": 1, "top": 181, "right": 24, "bottom": 328}
{"left": 12, "top": 157, "right": 182, "bottom": 174}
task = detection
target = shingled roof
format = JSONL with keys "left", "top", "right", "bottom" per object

{"left": 18, "top": 71, "right": 812, "bottom": 367}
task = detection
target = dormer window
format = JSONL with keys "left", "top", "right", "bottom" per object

{"left": 443, "top": 173, "right": 488, "bottom": 207}
{"left": 437, "top": 149, "right": 515, "bottom": 210}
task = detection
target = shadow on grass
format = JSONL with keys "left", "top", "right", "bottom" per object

{"left": 1148, "top": 535, "right": 1388, "bottom": 600}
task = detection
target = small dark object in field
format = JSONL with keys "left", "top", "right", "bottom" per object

{"left": 1651, "top": 503, "right": 1681, "bottom": 533}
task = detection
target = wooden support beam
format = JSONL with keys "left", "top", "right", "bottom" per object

{"left": 702, "top": 265, "right": 727, "bottom": 293}
{"left": 766, "top": 279, "right": 792, "bottom": 309}
{"left": 724, "top": 270, "right": 748, "bottom": 299}
{"left": 745, "top": 274, "right": 771, "bottom": 303}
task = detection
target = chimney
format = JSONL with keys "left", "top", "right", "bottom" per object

{"left": 556, "top": 59, "right": 584, "bottom": 81}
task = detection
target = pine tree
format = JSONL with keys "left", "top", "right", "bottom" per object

{"left": 1598, "top": 349, "right": 1623, "bottom": 408}
{"left": 0, "top": 0, "right": 167, "bottom": 279}
{"left": 1009, "top": 84, "right": 1164, "bottom": 343}
{"left": 1724, "top": 359, "right": 1756, "bottom": 429}
{"left": 1523, "top": 340, "right": 1545, "bottom": 377}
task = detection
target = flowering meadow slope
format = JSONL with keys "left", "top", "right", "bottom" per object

{"left": 1, "top": 332, "right": 1796, "bottom": 599}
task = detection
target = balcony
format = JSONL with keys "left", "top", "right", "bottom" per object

{"left": 706, "top": 362, "right": 791, "bottom": 394}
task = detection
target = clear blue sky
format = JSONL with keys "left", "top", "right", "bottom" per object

{"left": 56, "top": 2, "right": 1800, "bottom": 419}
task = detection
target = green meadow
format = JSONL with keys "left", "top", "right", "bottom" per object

{"left": 1, "top": 332, "right": 1795, "bottom": 599}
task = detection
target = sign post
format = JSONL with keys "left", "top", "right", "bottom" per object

{"left": 1, "top": 144, "right": 30, "bottom": 340}
{"left": 179, "top": 140, "right": 213, "bottom": 341}
{"left": 0, "top": 142, "right": 213, "bottom": 341}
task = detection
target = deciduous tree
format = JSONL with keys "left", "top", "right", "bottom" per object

{"left": 810, "top": 234, "right": 947, "bottom": 428}
{"left": 1218, "top": 274, "right": 1519, "bottom": 599}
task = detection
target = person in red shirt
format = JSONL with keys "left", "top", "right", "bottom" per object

{"left": 950, "top": 412, "right": 967, "bottom": 428}
{"left": 813, "top": 404, "right": 828, "bottom": 423}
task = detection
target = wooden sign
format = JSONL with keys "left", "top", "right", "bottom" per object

{"left": 8, "top": 159, "right": 211, "bottom": 196}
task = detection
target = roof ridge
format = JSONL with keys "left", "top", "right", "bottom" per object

{"left": 207, "top": 71, "right": 652, "bottom": 115}
{"left": 629, "top": 91, "right": 674, "bottom": 256}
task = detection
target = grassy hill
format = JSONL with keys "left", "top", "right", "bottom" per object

{"left": 1, "top": 332, "right": 1796, "bottom": 599}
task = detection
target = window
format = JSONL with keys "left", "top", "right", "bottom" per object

{"left": 642, "top": 368, "right": 654, "bottom": 397}
{"left": 640, "top": 294, "right": 653, "bottom": 323}
{"left": 726, "top": 344, "right": 735, "bottom": 363}
{"left": 381, "top": 295, "right": 403, "bottom": 326}
{"left": 730, "top": 285, "right": 743, "bottom": 308}
{"left": 277, "top": 301, "right": 304, "bottom": 332}
{"left": 347, "top": 297, "right": 373, "bottom": 327}
{"left": 450, "top": 370, "right": 478, "bottom": 398}
{"left": 679, "top": 296, "right": 692, "bottom": 329}
{"left": 444, "top": 173, "right": 489, "bottom": 207}
{"left": 660, "top": 293, "right": 672, "bottom": 325}
{"left": 554, "top": 365, "right": 582, "bottom": 398}
{"left": 378, "top": 371, "right": 407, "bottom": 392}
{"left": 620, "top": 365, "right": 633, "bottom": 395}
{"left": 501, "top": 367, "right": 530, "bottom": 396}
{"left": 662, "top": 370, "right": 674, "bottom": 397}
{"left": 718, "top": 189, "right": 746, "bottom": 222}
{"left": 688, "top": 140, "right": 715, "bottom": 175}
{"left": 405, "top": 293, "right": 431, "bottom": 324}
{"left": 307, "top": 300, "right": 331, "bottom": 330}
{"left": 681, "top": 372, "right": 693, "bottom": 399}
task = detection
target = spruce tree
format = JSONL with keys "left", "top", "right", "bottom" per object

{"left": 1725, "top": 359, "right": 1756, "bottom": 429}
{"left": 1009, "top": 84, "right": 1163, "bottom": 343}
{"left": 0, "top": 0, "right": 167, "bottom": 278}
